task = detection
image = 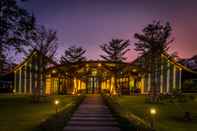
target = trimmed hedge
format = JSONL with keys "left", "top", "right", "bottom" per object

{"left": 36, "top": 94, "right": 85, "bottom": 131}
{"left": 103, "top": 94, "right": 153, "bottom": 131}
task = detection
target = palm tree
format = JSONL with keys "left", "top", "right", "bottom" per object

{"left": 134, "top": 21, "right": 173, "bottom": 102}
{"left": 100, "top": 39, "right": 130, "bottom": 95}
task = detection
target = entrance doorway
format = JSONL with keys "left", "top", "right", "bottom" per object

{"left": 87, "top": 76, "right": 100, "bottom": 94}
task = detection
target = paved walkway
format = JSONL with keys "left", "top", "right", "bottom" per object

{"left": 63, "top": 95, "right": 121, "bottom": 131}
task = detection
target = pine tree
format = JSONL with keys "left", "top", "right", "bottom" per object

{"left": 60, "top": 45, "right": 86, "bottom": 64}
{"left": 134, "top": 21, "right": 173, "bottom": 101}
{"left": 100, "top": 39, "right": 130, "bottom": 62}
{"left": 100, "top": 39, "right": 130, "bottom": 95}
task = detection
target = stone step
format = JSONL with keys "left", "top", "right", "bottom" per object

{"left": 71, "top": 116, "right": 115, "bottom": 121}
{"left": 63, "top": 96, "right": 121, "bottom": 131}
{"left": 73, "top": 113, "right": 113, "bottom": 117}
{"left": 74, "top": 111, "right": 111, "bottom": 113}
{"left": 64, "top": 126, "right": 121, "bottom": 131}
{"left": 68, "top": 120, "right": 119, "bottom": 126}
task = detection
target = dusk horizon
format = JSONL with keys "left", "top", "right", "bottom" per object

{"left": 12, "top": 0, "right": 197, "bottom": 63}
{"left": 1, "top": 1, "right": 197, "bottom": 131}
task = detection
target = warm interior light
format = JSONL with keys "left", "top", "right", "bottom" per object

{"left": 98, "top": 63, "right": 102, "bottom": 67}
{"left": 52, "top": 70, "right": 56, "bottom": 74}
{"left": 150, "top": 108, "right": 156, "bottom": 115}
{"left": 132, "top": 69, "right": 137, "bottom": 72}
{"left": 54, "top": 100, "right": 59, "bottom": 105}
{"left": 113, "top": 91, "right": 117, "bottom": 95}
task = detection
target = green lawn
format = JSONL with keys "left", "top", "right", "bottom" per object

{"left": 112, "top": 95, "right": 197, "bottom": 131}
{"left": 0, "top": 95, "right": 79, "bottom": 131}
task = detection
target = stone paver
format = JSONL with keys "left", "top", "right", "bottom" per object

{"left": 63, "top": 95, "right": 121, "bottom": 131}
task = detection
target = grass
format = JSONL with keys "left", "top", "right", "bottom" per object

{"left": 0, "top": 95, "right": 82, "bottom": 131}
{"left": 110, "top": 95, "right": 197, "bottom": 131}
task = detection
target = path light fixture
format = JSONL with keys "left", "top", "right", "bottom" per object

{"left": 54, "top": 100, "right": 59, "bottom": 114}
{"left": 150, "top": 108, "right": 156, "bottom": 115}
{"left": 150, "top": 108, "right": 157, "bottom": 130}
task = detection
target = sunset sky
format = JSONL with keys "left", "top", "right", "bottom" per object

{"left": 19, "top": 0, "right": 197, "bottom": 62}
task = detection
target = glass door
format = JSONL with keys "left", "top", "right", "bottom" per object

{"left": 87, "top": 76, "right": 100, "bottom": 94}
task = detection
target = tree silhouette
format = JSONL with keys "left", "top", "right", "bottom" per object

{"left": 28, "top": 26, "right": 58, "bottom": 101}
{"left": 100, "top": 39, "right": 130, "bottom": 95}
{"left": 60, "top": 45, "right": 86, "bottom": 64}
{"left": 29, "top": 26, "right": 58, "bottom": 58}
{"left": 100, "top": 39, "right": 130, "bottom": 62}
{"left": 0, "top": 0, "right": 35, "bottom": 72}
{"left": 60, "top": 45, "right": 86, "bottom": 94}
{"left": 134, "top": 21, "right": 173, "bottom": 101}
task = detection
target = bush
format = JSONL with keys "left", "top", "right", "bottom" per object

{"left": 189, "top": 95, "right": 195, "bottom": 101}
{"left": 103, "top": 94, "right": 152, "bottom": 131}
{"left": 177, "top": 97, "right": 188, "bottom": 103}
{"left": 182, "top": 80, "right": 197, "bottom": 92}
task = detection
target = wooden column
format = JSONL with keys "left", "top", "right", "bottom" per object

{"left": 160, "top": 65, "right": 163, "bottom": 94}
{"left": 179, "top": 69, "right": 182, "bottom": 89}
{"left": 79, "top": 80, "right": 81, "bottom": 91}
{"left": 141, "top": 76, "right": 144, "bottom": 94}
{"left": 148, "top": 73, "right": 151, "bottom": 92}
{"left": 173, "top": 65, "right": 176, "bottom": 89}
{"left": 14, "top": 71, "right": 17, "bottom": 93}
{"left": 167, "top": 62, "right": 170, "bottom": 93}
{"left": 19, "top": 68, "right": 22, "bottom": 94}
{"left": 24, "top": 65, "right": 27, "bottom": 94}
{"left": 29, "top": 64, "right": 32, "bottom": 94}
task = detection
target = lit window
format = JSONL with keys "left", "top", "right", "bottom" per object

{"left": 52, "top": 70, "right": 56, "bottom": 74}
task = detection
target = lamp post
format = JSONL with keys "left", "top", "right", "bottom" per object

{"left": 150, "top": 108, "right": 156, "bottom": 130}
{"left": 54, "top": 100, "right": 59, "bottom": 131}
{"left": 54, "top": 100, "right": 59, "bottom": 114}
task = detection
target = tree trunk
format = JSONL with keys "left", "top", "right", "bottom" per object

{"left": 150, "top": 54, "right": 157, "bottom": 102}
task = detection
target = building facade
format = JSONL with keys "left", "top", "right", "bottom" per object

{"left": 12, "top": 50, "right": 196, "bottom": 95}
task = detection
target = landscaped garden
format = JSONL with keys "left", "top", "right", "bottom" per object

{"left": 106, "top": 94, "right": 197, "bottom": 131}
{"left": 0, "top": 95, "right": 84, "bottom": 131}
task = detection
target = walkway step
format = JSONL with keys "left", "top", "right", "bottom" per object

{"left": 73, "top": 113, "right": 113, "bottom": 117}
{"left": 68, "top": 121, "right": 119, "bottom": 126}
{"left": 71, "top": 117, "right": 115, "bottom": 121}
{"left": 64, "top": 126, "right": 121, "bottom": 131}
{"left": 63, "top": 95, "right": 121, "bottom": 131}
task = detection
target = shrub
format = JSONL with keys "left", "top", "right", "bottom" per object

{"left": 177, "top": 96, "right": 188, "bottom": 103}
{"left": 189, "top": 95, "right": 195, "bottom": 101}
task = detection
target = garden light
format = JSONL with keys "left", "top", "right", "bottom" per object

{"left": 54, "top": 100, "right": 59, "bottom": 114}
{"left": 150, "top": 107, "right": 157, "bottom": 130}
{"left": 54, "top": 100, "right": 59, "bottom": 105}
{"left": 150, "top": 108, "right": 156, "bottom": 115}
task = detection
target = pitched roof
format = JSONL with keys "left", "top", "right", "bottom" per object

{"left": 131, "top": 51, "right": 197, "bottom": 74}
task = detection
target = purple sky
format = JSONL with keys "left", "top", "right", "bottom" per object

{"left": 18, "top": 0, "right": 197, "bottom": 63}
